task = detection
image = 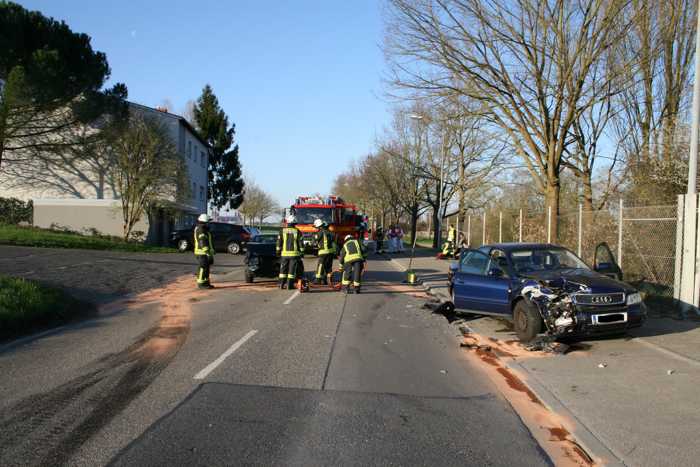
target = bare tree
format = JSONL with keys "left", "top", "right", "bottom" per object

{"left": 110, "top": 116, "right": 188, "bottom": 240}
{"left": 385, "top": 0, "right": 633, "bottom": 240}
{"left": 238, "top": 181, "right": 278, "bottom": 226}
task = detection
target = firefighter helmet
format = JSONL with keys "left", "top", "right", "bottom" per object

{"left": 286, "top": 215, "right": 297, "bottom": 225}
{"left": 197, "top": 214, "right": 211, "bottom": 223}
{"left": 313, "top": 219, "right": 324, "bottom": 228}
{"left": 344, "top": 234, "right": 354, "bottom": 241}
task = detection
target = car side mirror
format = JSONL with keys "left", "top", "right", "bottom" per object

{"left": 488, "top": 267, "right": 504, "bottom": 278}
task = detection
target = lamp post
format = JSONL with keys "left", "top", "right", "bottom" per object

{"left": 687, "top": 0, "right": 700, "bottom": 195}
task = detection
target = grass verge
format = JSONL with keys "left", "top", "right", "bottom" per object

{"left": 0, "top": 275, "right": 94, "bottom": 341}
{"left": 0, "top": 224, "right": 177, "bottom": 253}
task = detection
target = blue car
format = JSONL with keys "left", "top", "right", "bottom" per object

{"left": 448, "top": 243, "right": 646, "bottom": 342}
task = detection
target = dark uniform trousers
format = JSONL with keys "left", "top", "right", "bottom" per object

{"left": 197, "top": 254, "right": 211, "bottom": 285}
{"left": 316, "top": 254, "right": 334, "bottom": 281}
{"left": 342, "top": 260, "right": 363, "bottom": 288}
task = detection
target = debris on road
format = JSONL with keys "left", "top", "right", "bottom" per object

{"left": 667, "top": 369, "right": 675, "bottom": 375}
{"left": 523, "top": 336, "right": 569, "bottom": 354}
{"left": 598, "top": 363, "right": 607, "bottom": 369}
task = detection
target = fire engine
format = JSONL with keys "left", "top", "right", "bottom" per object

{"left": 285, "top": 195, "right": 365, "bottom": 251}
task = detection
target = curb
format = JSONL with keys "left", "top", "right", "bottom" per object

{"left": 396, "top": 256, "right": 624, "bottom": 467}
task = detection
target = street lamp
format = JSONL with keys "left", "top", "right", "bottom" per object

{"left": 687, "top": 0, "right": 700, "bottom": 194}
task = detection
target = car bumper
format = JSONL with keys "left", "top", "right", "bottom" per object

{"left": 569, "top": 302, "right": 647, "bottom": 337}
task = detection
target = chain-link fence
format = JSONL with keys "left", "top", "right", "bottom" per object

{"left": 451, "top": 201, "right": 678, "bottom": 308}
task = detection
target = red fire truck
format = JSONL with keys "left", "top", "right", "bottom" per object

{"left": 285, "top": 195, "right": 365, "bottom": 251}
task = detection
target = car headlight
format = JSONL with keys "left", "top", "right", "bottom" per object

{"left": 626, "top": 292, "right": 642, "bottom": 306}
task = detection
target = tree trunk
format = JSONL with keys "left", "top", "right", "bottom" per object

{"left": 409, "top": 203, "right": 419, "bottom": 245}
{"left": 431, "top": 206, "right": 440, "bottom": 249}
{"left": 97, "top": 171, "right": 105, "bottom": 199}
{"left": 545, "top": 181, "right": 560, "bottom": 242}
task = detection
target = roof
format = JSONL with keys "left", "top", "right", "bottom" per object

{"left": 483, "top": 243, "right": 564, "bottom": 251}
{"left": 127, "top": 101, "right": 211, "bottom": 149}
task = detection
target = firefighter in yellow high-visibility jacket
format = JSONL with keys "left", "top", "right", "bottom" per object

{"left": 339, "top": 234, "right": 366, "bottom": 294}
{"left": 313, "top": 218, "right": 336, "bottom": 285}
{"left": 194, "top": 214, "right": 215, "bottom": 289}
{"left": 276, "top": 215, "right": 305, "bottom": 289}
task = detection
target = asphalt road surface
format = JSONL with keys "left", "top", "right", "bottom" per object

{"left": 0, "top": 250, "right": 550, "bottom": 466}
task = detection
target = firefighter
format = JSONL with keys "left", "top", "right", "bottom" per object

{"left": 313, "top": 219, "right": 335, "bottom": 285}
{"left": 194, "top": 214, "right": 215, "bottom": 289}
{"left": 375, "top": 226, "right": 385, "bottom": 254}
{"left": 276, "top": 215, "right": 305, "bottom": 289}
{"left": 441, "top": 225, "right": 457, "bottom": 258}
{"left": 339, "top": 234, "right": 366, "bottom": 294}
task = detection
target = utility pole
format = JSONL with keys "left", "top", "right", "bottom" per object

{"left": 687, "top": 0, "right": 700, "bottom": 195}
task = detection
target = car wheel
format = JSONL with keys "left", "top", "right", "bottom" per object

{"left": 177, "top": 239, "right": 189, "bottom": 252}
{"left": 227, "top": 242, "right": 241, "bottom": 255}
{"left": 513, "top": 300, "right": 542, "bottom": 343}
{"left": 245, "top": 271, "right": 254, "bottom": 283}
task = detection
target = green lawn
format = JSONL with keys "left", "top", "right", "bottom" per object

{"left": 0, "top": 275, "right": 93, "bottom": 340}
{"left": 0, "top": 224, "right": 177, "bottom": 253}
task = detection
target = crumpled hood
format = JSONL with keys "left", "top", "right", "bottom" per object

{"left": 519, "top": 268, "right": 634, "bottom": 294}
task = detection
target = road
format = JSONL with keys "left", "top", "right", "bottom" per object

{"left": 0, "top": 249, "right": 551, "bottom": 466}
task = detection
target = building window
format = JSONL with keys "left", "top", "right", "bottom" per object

{"left": 188, "top": 141, "right": 192, "bottom": 159}
{"left": 200, "top": 151, "right": 205, "bottom": 167}
{"left": 199, "top": 185, "right": 204, "bottom": 201}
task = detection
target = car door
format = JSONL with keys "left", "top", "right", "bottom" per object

{"left": 210, "top": 224, "right": 228, "bottom": 251}
{"left": 453, "top": 250, "right": 512, "bottom": 314}
{"left": 593, "top": 242, "right": 623, "bottom": 280}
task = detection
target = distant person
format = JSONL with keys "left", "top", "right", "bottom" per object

{"left": 375, "top": 226, "right": 385, "bottom": 254}
{"left": 396, "top": 226, "right": 405, "bottom": 252}
{"left": 194, "top": 214, "right": 215, "bottom": 289}
{"left": 457, "top": 232, "right": 468, "bottom": 256}
{"left": 441, "top": 225, "right": 456, "bottom": 258}
{"left": 387, "top": 225, "right": 397, "bottom": 253}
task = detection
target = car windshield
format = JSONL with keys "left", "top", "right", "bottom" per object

{"left": 509, "top": 247, "right": 589, "bottom": 273}
{"left": 293, "top": 208, "right": 333, "bottom": 224}
{"left": 252, "top": 235, "right": 278, "bottom": 244}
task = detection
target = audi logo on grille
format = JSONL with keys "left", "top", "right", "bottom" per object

{"left": 592, "top": 295, "right": 613, "bottom": 304}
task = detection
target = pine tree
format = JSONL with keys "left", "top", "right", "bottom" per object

{"left": 193, "top": 85, "right": 244, "bottom": 209}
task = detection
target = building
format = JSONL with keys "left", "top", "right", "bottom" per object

{"left": 0, "top": 102, "right": 209, "bottom": 245}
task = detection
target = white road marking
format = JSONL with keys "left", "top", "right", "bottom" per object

{"left": 193, "top": 330, "right": 258, "bottom": 380}
{"left": 283, "top": 290, "right": 300, "bottom": 305}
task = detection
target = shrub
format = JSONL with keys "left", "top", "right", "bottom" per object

{"left": 0, "top": 197, "right": 33, "bottom": 225}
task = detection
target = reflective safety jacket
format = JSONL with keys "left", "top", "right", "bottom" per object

{"left": 447, "top": 226, "right": 456, "bottom": 242}
{"left": 194, "top": 225, "right": 214, "bottom": 257}
{"left": 277, "top": 227, "right": 304, "bottom": 257}
{"left": 339, "top": 238, "right": 365, "bottom": 265}
{"left": 315, "top": 229, "right": 336, "bottom": 256}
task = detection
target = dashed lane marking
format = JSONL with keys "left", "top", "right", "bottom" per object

{"left": 193, "top": 330, "right": 258, "bottom": 380}
{"left": 283, "top": 290, "right": 300, "bottom": 305}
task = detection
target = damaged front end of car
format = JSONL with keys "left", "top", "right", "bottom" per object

{"left": 520, "top": 278, "right": 590, "bottom": 338}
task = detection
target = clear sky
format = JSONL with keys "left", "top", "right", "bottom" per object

{"left": 18, "top": 0, "right": 390, "bottom": 208}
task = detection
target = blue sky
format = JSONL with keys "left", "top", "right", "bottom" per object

{"left": 19, "top": 0, "right": 391, "bottom": 207}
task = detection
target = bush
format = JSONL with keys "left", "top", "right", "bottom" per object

{"left": 0, "top": 275, "right": 91, "bottom": 339}
{"left": 0, "top": 224, "right": 177, "bottom": 253}
{"left": 0, "top": 197, "right": 33, "bottom": 225}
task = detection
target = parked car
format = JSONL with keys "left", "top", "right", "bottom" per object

{"left": 244, "top": 234, "right": 280, "bottom": 283}
{"left": 448, "top": 242, "right": 646, "bottom": 342}
{"left": 170, "top": 222, "right": 251, "bottom": 254}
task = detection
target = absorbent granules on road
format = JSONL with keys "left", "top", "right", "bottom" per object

{"left": 455, "top": 326, "right": 598, "bottom": 467}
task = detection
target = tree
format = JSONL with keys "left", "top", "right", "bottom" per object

{"left": 0, "top": 1, "right": 127, "bottom": 169}
{"left": 238, "top": 181, "right": 278, "bottom": 226}
{"left": 109, "top": 116, "right": 188, "bottom": 240}
{"left": 193, "top": 85, "right": 244, "bottom": 209}
{"left": 385, "top": 0, "right": 633, "bottom": 241}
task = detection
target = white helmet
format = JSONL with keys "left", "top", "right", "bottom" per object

{"left": 313, "top": 219, "right": 324, "bottom": 228}
{"left": 197, "top": 213, "right": 211, "bottom": 223}
{"left": 344, "top": 234, "right": 354, "bottom": 241}
{"left": 286, "top": 215, "right": 297, "bottom": 224}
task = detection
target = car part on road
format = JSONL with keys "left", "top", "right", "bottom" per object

{"left": 227, "top": 241, "right": 241, "bottom": 255}
{"left": 177, "top": 239, "right": 189, "bottom": 252}
{"left": 244, "top": 270, "right": 254, "bottom": 283}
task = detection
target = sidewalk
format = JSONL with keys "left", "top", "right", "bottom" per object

{"left": 389, "top": 249, "right": 700, "bottom": 467}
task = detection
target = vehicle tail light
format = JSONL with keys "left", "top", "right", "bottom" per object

{"left": 241, "top": 231, "right": 251, "bottom": 241}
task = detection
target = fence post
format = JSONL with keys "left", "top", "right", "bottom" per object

{"left": 467, "top": 215, "right": 471, "bottom": 247}
{"left": 618, "top": 199, "right": 623, "bottom": 265}
{"left": 482, "top": 211, "right": 487, "bottom": 245}
{"left": 519, "top": 208, "right": 523, "bottom": 242}
{"left": 680, "top": 194, "right": 698, "bottom": 312}
{"left": 547, "top": 206, "right": 552, "bottom": 243}
{"left": 577, "top": 203, "right": 583, "bottom": 258}
{"left": 674, "top": 195, "right": 684, "bottom": 301}
{"left": 499, "top": 211, "right": 503, "bottom": 243}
